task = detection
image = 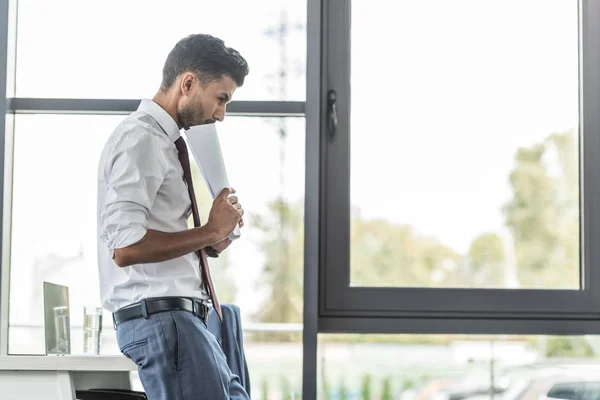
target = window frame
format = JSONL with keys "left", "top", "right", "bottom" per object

{"left": 318, "top": 0, "right": 600, "bottom": 334}
{"left": 6, "top": 98, "right": 305, "bottom": 116}
{"left": 0, "top": 0, "right": 11, "bottom": 356}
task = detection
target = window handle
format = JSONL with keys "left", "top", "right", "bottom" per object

{"left": 327, "top": 89, "right": 338, "bottom": 139}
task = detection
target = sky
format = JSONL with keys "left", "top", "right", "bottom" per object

{"left": 350, "top": 0, "right": 578, "bottom": 253}
{"left": 5, "top": 0, "right": 580, "bottom": 353}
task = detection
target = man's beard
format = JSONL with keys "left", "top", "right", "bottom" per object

{"left": 177, "top": 103, "right": 215, "bottom": 130}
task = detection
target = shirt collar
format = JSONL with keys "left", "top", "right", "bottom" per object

{"left": 137, "top": 99, "right": 181, "bottom": 142}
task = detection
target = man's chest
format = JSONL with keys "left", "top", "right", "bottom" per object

{"left": 151, "top": 155, "right": 192, "bottom": 223}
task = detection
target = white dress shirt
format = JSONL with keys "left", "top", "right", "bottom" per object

{"left": 97, "top": 99, "right": 208, "bottom": 313}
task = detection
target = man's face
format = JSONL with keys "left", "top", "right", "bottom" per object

{"left": 177, "top": 74, "right": 237, "bottom": 130}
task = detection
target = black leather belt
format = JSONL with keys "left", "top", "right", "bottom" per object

{"left": 112, "top": 297, "right": 209, "bottom": 327}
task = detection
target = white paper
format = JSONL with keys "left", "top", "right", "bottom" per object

{"left": 185, "top": 124, "right": 241, "bottom": 241}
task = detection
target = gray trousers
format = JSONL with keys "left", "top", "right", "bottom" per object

{"left": 116, "top": 302, "right": 252, "bottom": 399}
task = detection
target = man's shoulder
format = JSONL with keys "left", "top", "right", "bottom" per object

{"left": 106, "top": 112, "right": 169, "bottom": 153}
{"left": 98, "top": 112, "right": 172, "bottom": 177}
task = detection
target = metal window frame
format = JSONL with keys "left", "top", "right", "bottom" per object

{"left": 0, "top": 0, "right": 10, "bottom": 356}
{"left": 6, "top": 98, "right": 305, "bottom": 116}
{"left": 303, "top": 0, "right": 322, "bottom": 397}
{"left": 319, "top": 0, "right": 600, "bottom": 335}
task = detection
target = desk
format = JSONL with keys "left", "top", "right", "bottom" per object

{"left": 0, "top": 355, "right": 137, "bottom": 400}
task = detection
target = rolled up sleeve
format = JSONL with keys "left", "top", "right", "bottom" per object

{"left": 99, "top": 129, "right": 167, "bottom": 255}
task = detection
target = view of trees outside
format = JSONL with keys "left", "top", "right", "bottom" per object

{"left": 241, "top": 127, "right": 580, "bottom": 322}
{"left": 350, "top": 130, "right": 579, "bottom": 290}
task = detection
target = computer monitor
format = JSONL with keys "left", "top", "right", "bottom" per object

{"left": 43, "top": 281, "right": 71, "bottom": 355}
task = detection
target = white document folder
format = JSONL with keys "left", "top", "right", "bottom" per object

{"left": 185, "top": 124, "right": 241, "bottom": 241}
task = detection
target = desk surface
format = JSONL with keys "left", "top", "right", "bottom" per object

{"left": 0, "top": 355, "right": 137, "bottom": 371}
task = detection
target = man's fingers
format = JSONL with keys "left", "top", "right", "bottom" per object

{"left": 227, "top": 196, "right": 239, "bottom": 205}
{"left": 217, "top": 187, "right": 235, "bottom": 199}
{"left": 233, "top": 202, "right": 242, "bottom": 210}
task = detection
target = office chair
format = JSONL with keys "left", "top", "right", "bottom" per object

{"left": 76, "top": 389, "right": 147, "bottom": 400}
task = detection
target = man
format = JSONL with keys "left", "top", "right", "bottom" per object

{"left": 97, "top": 34, "right": 250, "bottom": 399}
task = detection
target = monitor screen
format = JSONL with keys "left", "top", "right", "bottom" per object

{"left": 43, "top": 281, "right": 71, "bottom": 355}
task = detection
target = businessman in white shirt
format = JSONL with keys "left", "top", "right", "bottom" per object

{"left": 97, "top": 33, "right": 250, "bottom": 399}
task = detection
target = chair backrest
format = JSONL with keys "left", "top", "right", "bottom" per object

{"left": 76, "top": 389, "right": 147, "bottom": 400}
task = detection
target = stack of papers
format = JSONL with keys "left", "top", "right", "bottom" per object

{"left": 185, "top": 124, "right": 241, "bottom": 241}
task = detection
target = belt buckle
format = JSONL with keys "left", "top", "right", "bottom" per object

{"left": 192, "top": 299, "right": 202, "bottom": 319}
{"left": 193, "top": 299, "right": 208, "bottom": 323}
{"left": 191, "top": 298, "right": 198, "bottom": 317}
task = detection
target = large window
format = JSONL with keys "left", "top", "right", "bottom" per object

{"left": 7, "top": 115, "right": 306, "bottom": 396}
{"left": 349, "top": 0, "right": 579, "bottom": 291}
{"left": 2, "top": 1, "right": 307, "bottom": 398}
{"left": 14, "top": 0, "right": 306, "bottom": 100}
{"left": 319, "top": 0, "right": 600, "bottom": 332}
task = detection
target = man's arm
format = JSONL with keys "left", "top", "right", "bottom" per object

{"left": 100, "top": 129, "right": 243, "bottom": 268}
{"left": 113, "top": 226, "right": 220, "bottom": 268}
{"left": 113, "top": 187, "right": 242, "bottom": 267}
{"left": 100, "top": 129, "right": 176, "bottom": 265}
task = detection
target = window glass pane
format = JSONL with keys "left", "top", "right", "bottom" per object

{"left": 350, "top": 1, "right": 580, "bottom": 289}
{"left": 15, "top": 0, "right": 306, "bottom": 101}
{"left": 8, "top": 114, "right": 305, "bottom": 399}
{"left": 318, "top": 334, "right": 600, "bottom": 400}
{"left": 6, "top": 0, "right": 17, "bottom": 98}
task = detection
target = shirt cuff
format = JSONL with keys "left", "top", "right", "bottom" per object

{"left": 107, "top": 225, "right": 147, "bottom": 258}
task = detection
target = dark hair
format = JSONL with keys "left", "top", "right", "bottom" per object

{"left": 160, "top": 34, "right": 249, "bottom": 91}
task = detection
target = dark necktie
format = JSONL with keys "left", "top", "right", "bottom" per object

{"left": 175, "top": 136, "right": 222, "bottom": 321}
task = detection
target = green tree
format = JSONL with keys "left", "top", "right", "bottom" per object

{"left": 350, "top": 213, "right": 462, "bottom": 288}
{"left": 381, "top": 377, "right": 392, "bottom": 400}
{"left": 339, "top": 378, "right": 349, "bottom": 400}
{"left": 361, "top": 374, "right": 372, "bottom": 400}
{"left": 252, "top": 199, "right": 304, "bottom": 340}
{"left": 252, "top": 200, "right": 465, "bottom": 333}
{"left": 546, "top": 337, "right": 593, "bottom": 358}
{"left": 280, "top": 376, "right": 293, "bottom": 400}
{"left": 466, "top": 233, "right": 506, "bottom": 287}
{"left": 323, "top": 378, "right": 331, "bottom": 400}
{"left": 503, "top": 131, "right": 579, "bottom": 288}
{"left": 261, "top": 377, "right": 270, "bottom": 400}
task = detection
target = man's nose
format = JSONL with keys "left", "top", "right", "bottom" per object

{"left": 213, "top": 106, "right": 226, "bottom": 122}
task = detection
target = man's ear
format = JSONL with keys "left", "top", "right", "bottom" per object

{"left": 180, "top": 73, "right": 195, "bottom": 95}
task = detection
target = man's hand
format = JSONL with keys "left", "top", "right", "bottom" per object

{"left": 229, "top": 195, "right": 244, "bottom": 228}
{"left": 206, "top": 187, "right": 244, "bottom": 241}
{"left": 206, "top": 191, "right": 245, "bottom": 255}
